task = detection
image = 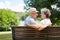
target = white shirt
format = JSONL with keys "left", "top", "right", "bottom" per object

{"left": 40, "top": 18, "right": 51, "bottom": 28}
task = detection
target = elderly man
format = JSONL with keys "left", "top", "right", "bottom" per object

{"left": 25, "top": 8, "right": 38, "bottom": 26}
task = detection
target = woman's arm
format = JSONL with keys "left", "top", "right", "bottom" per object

{"left": 26, "top": 23, "right": 39, "bottom": 29}
{"left": 37, "top": 22, "right": 52, "bottom": 31}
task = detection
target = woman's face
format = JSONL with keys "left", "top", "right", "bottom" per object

{"left": 40, "top": 12, "right": 46, "bottom": 19}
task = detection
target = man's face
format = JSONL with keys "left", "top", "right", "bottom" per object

{"left": 30, "top": 11, "right": 38, "bottom": 18}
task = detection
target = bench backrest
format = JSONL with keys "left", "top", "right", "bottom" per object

{"left": 12, "top": 26, "right": 60, "bottom": 40}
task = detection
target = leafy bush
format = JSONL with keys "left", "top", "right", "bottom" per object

{"left": 0, "top": 9, "right": 19, "bottom": 31}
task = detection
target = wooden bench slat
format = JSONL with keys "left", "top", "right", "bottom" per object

{"left": 12, "top": 26, "right": 60, "bottom": 40}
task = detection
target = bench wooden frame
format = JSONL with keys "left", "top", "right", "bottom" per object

{"left": 11, "top": 26, "right": 60, "bottom": 40}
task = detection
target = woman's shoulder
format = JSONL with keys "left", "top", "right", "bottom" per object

{"left": 40, "top": 18, "right": 50, "bottom": 21}
{"left": 45, "top": 18, "right": 50, "bottom": 21}
{"left": 40, "top": 18, "right": 51, "bottom": 23}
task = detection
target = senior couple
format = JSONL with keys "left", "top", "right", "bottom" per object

{"left": 24, "top": 8, "right": 52, "bottom": 31}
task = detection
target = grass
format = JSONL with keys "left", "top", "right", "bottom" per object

{"left": 0, "top": 33, "right": 12, "bottom": 40}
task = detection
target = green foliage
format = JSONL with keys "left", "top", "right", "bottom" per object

{"left": 18, "top": 12, "right": 29, "bottom": 20}
{"left": 0, "top": 9, "right": 19, "bottom": 31}
{"left": 50, "top": 9, "right": 60, "bottom": 25}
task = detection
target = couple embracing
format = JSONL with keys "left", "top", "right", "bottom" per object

{"left": 25, "top": 7, "right": 52, "bottom": 31}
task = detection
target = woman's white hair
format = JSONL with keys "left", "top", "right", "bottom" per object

{"left": 41, "top": 8, "right": 51, "bottom": 17}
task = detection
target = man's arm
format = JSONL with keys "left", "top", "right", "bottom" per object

{"left": 26, "top": 23, "right": 40, "bottom": 29}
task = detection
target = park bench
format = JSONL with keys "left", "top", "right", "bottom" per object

{"left": 12, "top": 26, "right": 60, "bottom": 40}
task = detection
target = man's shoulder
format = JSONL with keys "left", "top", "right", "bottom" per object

{"left": 25, "top": 16, "right": 34, "bottom": 21}
{"left": 25, "top": 16, "right": 36, "bottom": 24}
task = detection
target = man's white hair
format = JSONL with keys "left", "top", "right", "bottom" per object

{"left": 29, "top": 7, "right": 38, "bottom": 12}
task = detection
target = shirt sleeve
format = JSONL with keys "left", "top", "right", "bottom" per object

{"left": 30, "top": 19, "right": 37, "bottom": 24}
{"left": 25, "top": 18, "right": 36, "bottom": 25}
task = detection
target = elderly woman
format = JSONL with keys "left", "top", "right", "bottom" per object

{"left": 27, "top": 8, "right": 52, "bottom": 31}
{"left": 37, "top": 8, "right": 52, "bottom": 30}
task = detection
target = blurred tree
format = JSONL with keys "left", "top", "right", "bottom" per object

{"left": 24, "top": 0, "right": 60, "bottom": 25}
{"left": 0, "top": 9, "right": 19, "bottom": 31}
{"left": 57, "top": 0, "right": 60, "bottom": 7}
